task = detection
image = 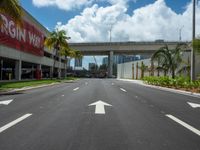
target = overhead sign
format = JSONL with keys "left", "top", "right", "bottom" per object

{"left": 0, "top": 14, "right": 44, "bottom": 56}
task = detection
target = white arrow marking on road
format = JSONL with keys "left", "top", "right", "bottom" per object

{"left": 187, "top": 102, "right": 200, "bottom": 108}
{"left": 88, "top": 100, "right": 112, "bottom": 114}
{"left": 0, "top": 99, "right": 13, "bottom": 105}
{"left": 73, "top": 87, "right": 79, "bottom": 91}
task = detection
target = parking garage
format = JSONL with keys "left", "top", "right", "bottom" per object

{"left": 0, "top": 9, "right": 66, "bottom": 81}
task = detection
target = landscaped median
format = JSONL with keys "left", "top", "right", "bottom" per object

{"left": 142, "top": 76, "right": 200, "bottom": 93}
{"left": 0, "top": 77, "right": 78, "bottom": 92}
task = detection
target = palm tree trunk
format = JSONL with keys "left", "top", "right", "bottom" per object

{"left": 157, "top": 69, "right": 160, "bottom": 77}
{"left": 172, "top": 69, "right": 175, "bottom": 79}
{"left": 64, "top": 56, "right": 68, "bottom": 79}
{"left": 141, "top": 62, "right": 143, "bottom": 79}
{"left": 136, "top": 62, "right": 138, "bottom": 79}
{"left": 51, "top": 56, "right": 56, "bottom": 79}
{"left": 151, "top": 59, "right": 154, "bottom": 76}
{"left": 52, "top": 49, "right": 58, "bottom": 79}
{"left": 164, "top": 70, "right": 167, "bottom": 76}
{"left": 132, "top": 64, "right": 134, "bottom": 79}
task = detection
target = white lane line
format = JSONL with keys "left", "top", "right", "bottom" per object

{"left": 85, "top": 82, "right": 88, "bottom": 85}
{"left": 61, "top": 95, "right": 65, "bottom": 97}
{"left": 0, "top": 114, "right": 32, "bottom": 133}
{"left": 73, "top": 87, "right": 79, "bottom": 91}
{"left": 120, "top": 88, "right": 127, "bottom": 92}
{"left": 111, "top": 83, "right": 114, "bottom": 85}
{"left": 166, "top": 114, "right": 200, "bottom": 136}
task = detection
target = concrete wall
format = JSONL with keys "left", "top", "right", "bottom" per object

{"left": 117, "top": 59, "right": 152, "bottom": 79}
{"left": 117, "top": 52, "right": 192, "bottom": 79}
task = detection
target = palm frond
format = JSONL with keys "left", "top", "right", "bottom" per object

{"left": 0, "top": 0, "right": 23, "bottom": 26}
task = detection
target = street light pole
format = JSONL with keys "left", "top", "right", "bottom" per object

{"left": 191, "top": 0, "right": 196, "bottom": 81}
{"left": 108, "top": 24, "right": 113, "bottom": 77}
{"left": 179, "top": 26, "right": 184, "bottom": 41}
{"left": 109, "top": 24, "right": 113, "bottom": 43}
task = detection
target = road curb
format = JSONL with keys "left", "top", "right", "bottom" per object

{"left": 117, "top": 78, "right": 200, "bottom": 98}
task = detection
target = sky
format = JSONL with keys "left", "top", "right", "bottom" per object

{"left": 20, "top": 0, "right": 200, "bottom": 69}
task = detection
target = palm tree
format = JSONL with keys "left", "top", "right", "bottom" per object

{"left": 139, "top": 61, "right": 148, "bottom": 79}
{"left": 152, "top": 43, "right": 187, "bottom": 78}
{"left": 155, "top": 57, "right": 169, "bottom": 76}
{"left": 44, "top": 29, "right": 70, "bottom": 78}
{"left": 60, "top": 47, "right": 82, "bottom": 78}
{"left": 0, "top": 0, "right": 23, "bottom": 25}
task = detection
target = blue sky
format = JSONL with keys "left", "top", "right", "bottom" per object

{"left": 19, "top": 0, "right": 199, "bottom": 69}
{"left": 20, "top": 0, "right": 191, "bottom": 31}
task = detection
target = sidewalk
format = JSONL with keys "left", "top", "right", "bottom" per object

{"left": 117, "top": 78, "right": 200, "bottom": 98}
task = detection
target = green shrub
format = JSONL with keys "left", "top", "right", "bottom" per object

{"left": 142, "top": 76, "right": 200, "bottom": 90}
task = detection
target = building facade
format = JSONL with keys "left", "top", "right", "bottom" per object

{"left": 0, "top": 9, "right": 66, "bottom": 81}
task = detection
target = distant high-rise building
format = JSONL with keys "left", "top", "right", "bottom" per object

{"left": 117, "top": 55, "right": 142, "bottom": 64}
{"left": 102, "top": 57, "right": 108, "bottom": 65}
{"left": 89, "top": 63, "right": 96, "bottom": 71}
{"left": 67, "top": 59, "right": 71, "bottom": 68}
{"left": 75, "top": 58, "right": 82, "bottom": 67}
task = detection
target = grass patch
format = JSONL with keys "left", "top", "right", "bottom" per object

{"left": 0, "top": 77, "right": 78, "bottom": 91}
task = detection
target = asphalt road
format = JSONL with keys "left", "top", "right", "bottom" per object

{"left": 0, "top": 79, "right": 199, "bottom": 150}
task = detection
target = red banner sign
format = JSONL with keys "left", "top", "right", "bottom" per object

{"left": 0, "top": 14, "right": 45, "bottom": 56}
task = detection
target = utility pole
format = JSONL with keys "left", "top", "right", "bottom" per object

{"left": 108, "top": 24, "right": 113, "bottom": 77}
{"left": 191, "top": 0, "right": 196, "bottom": 81}
{"left": 179, "top": 26, "right": 184, "bottom": 41}
{"left": 109, "top": 25, "right": 113, "bottom": 43}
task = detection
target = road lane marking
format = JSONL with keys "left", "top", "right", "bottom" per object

{"left": 0, "top": 114, "right": 32, "bottom": 133}
{"left": 111, "top": 83, "right": 114, "bottom": 85}
{"left": 88, "top": 100, "right": 112, "bottom": 114}
{"left": 85, "top": 82, "right": 88, "bottom": 85}
{"left": 61, "top": 95, "right": 65, "bottom": 97}
{"left": 120, "top": 88, "right": 127, "bottom": 92}
{"left": 166, "top": 114, "right": 200, "bottom": 136}
{"left": 0, "top": 99, "right": 13, "bottom": 105}
{"left": 73, "top": 87, "right": 79, "bottom": 91}
{"left": 187, "top": 102, "right": 200, "bottom": 108}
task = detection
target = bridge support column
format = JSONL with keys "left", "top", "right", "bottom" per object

{"left": 108, "top": 51, "right": 114, "bottom": 78}
{"left": 15, "top": 60, "right": 21, "bottom": 80}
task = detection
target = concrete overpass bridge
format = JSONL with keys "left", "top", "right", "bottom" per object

{"left": 69, "top": 41, "right": 189, "bottom": 77}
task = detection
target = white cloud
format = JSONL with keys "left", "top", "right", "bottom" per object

{"left": 31, "top": 0, "right": 135, "bottom": 11}
{"left": 55, "top": 0, "right": 200, "bottom": 42}
{"left": 32, "top": 0, "right": 93, "bottom": 11}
